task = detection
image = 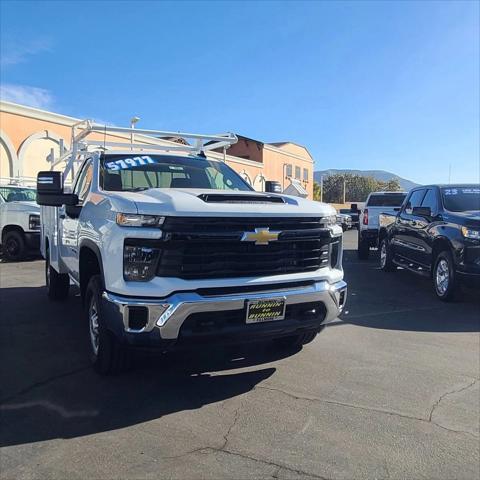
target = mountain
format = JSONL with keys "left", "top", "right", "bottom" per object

{"left": 313, "top": 169, "right": 419, "bottom": 192}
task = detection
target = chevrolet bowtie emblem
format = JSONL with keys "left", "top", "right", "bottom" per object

{"left": 241, "top": 227, "right": 281, "bottom": 245}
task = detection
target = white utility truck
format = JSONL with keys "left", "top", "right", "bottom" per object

{"left": 37, "top": 121, "right": 347, "bottom": 374}
{"left": 0, "top": 179, "right": 40, "bottom": 261}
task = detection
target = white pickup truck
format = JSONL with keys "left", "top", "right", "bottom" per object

{"left": 0, "top": 182, "right": 41, "bottom": 261}
{"left": 37, "top": 122, "right": 347, "bottom": 374}
{"left": 357, "top": 191, "right": 407, "bottom": 259}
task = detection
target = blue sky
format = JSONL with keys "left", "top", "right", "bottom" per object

{"left": 1, "top": 0, "right": 478, "bottom": 184}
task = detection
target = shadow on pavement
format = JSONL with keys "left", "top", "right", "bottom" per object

{"left": 0, "top": 286, "right": 300, "bottom": 447}
{"left": 340, "top": 241, "right": 480, "bottom": 333}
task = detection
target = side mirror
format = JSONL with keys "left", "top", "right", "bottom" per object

{"left": 36, "top": 171, "right": 78, "bottom": 206}
{"left": 265, "top": 180, "right": 282, "bottom": 193}
{"left": 412, "top": 206, "right": 431, "bottom": 217}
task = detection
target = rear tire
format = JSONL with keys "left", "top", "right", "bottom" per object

{"left": 46, "top": 253, "right": 70, "bottom": 300}
{"left": 379, "top": 239, "right": 396, "bottom": 272}
{"left": 85, "top": 275, "right": 128, "bottom": 375}
{"left": 3, "top": 230, "right": 26, "bottom": 261}
{"left": 433, "top": 250, "right": 458, "bottom": 302}
{"left": 273, "top": 329, "right": 320, "bottom": 350}
{"left": 357, "top": 231, "right": 370, "bottom": 260}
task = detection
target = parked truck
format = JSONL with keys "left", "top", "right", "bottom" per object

{"left": 0, "top": 180, "right": 40, "bottom": 261}
{"left": 357, "top": 191, "right": 407, "bottom": 259}
{"left": 378, "top": 184, "right": 480, "bottom": 301}
{"left": 36, "top": 121, "right": 347, "bottom": 374}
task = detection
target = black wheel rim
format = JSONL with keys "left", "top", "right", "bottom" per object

{"left": 5, "top": 238, "right": 19, "bottom": 257}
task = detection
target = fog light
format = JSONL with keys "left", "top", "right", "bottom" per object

{"left": 123, "top": 244, "right": 160, "bottom": 281}
{"left": 127, "top": 306, "right": 149, "bottom": 330}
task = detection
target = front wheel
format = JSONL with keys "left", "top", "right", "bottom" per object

{"left": 433, "top": 250, "right": 458, "bottom": 302}
{"left": 46, "top": 254, "right": 69, "bottom": 300}
{"left": 85, "top": 275, "right": 128, "bottom": 375}
{"left": 3, "top": 230, "right": 26, "bottom": 261}
{"left": 379, "top": 239, "right": 396, "bottom": 272}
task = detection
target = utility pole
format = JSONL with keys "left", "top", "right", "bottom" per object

{"left": 343, "top": 176, "right": 346, "bottom": 204}
{"left": 448, "top": 164, "right": 452, "bottom": 184}
{"left": 320, "top": 175, "right": 324, "bottom": 203}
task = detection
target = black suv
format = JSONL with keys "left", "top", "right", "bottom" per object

{"left": 379, "top": 184, "right": 480, "bottom": 301}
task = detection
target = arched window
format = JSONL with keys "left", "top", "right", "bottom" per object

{"left": 18, "top": 131, "right": 69, "bottom": 178}
{"left": 0, "top": 131, "right": 18, "bottom": 178}
{"left": 240, "top": 170, "right": 252, "bottom": 186}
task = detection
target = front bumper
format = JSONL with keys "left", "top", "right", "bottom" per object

{"left": 101, "top": 280, "right": 347, "bottom": 349}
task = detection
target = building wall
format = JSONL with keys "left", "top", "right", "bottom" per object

{"left": 222, "top": 137, "right": 264, "bottom": 164}
{"left": 262, "top": 144, "right": 313, "bottom": 198}
{"left": 0, "top": 101, "right": 314, "bottom": 199}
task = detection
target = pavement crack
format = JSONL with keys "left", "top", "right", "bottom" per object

{"left": 162, "top": 400, "right": 244, "bottom": 460}
{"left": 0, "top": 366, "right": 91, "bottom": 404}
{"left": 221, "top": 402, "right": 242, "bottom": 450}
{"left": 428, "top": 378, "right": 478, "bottom": 422}
{"left": 256, "top": 383, "right": 479, "bottom": 439}
{"left": 217, "top": 448, "right": 331, "bottom": 480}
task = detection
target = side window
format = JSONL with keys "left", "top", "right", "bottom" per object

{"left": 73, "top": 161, "right": 93, "bottom": 204}
{"left": 421, "top": 189, "right": 438, "bottom": 212}
{"left": 404, "top": 189, "right": 426, "bottom": 214}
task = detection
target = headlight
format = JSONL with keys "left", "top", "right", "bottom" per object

{"left": 29, "top": 214, "right": 41, "bottom": 230}
{"left": 123, "top": 244, "right": 161, "bottom": 281}
{"left": 461, "top": 226, "right": 480, "bottom": 240}
{"left": 116, "top": 213, "right": 165, "bottom": 227}
{"left": 320, "top": 215, "right": 337, "bottom": 227}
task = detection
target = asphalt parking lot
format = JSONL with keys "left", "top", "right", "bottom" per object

{"left": 1, "top": 229, "right": 479, "bottom": 480}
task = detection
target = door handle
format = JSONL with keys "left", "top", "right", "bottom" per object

{"left": 411, "top": 220, "right": 417, "bottom": 226}
{"left": 59, "top": 214, "right": 65, "bottom": 219}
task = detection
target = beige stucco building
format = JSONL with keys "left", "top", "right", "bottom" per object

{"left": 0, "top": 101, "right": 314, "bottom": 198}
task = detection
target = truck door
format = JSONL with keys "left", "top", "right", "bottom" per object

{"left": 394, "top": 188, "right": 427, "bottom": 263}
{"left": 60, "top": 160, "right": 93, "bottom": 278}
{"left": 415, "top": 188, "right": 440, "bottom": 267}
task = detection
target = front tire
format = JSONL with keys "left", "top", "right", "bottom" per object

{"left": 3, "top": 230, "right": 26, "bottom": 261}
{"left": 379, "top": 239, "right": 396, "bottom": 272}
{"left": 433, "top": 250, "right": 458, "bottom": 302}
{"left": 85, "top": 275, "right": 128, "bottom": 375}
{"left": 46, "top": 253, "right": 70, "bottom": 300}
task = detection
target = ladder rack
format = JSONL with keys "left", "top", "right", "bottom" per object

{"left": 47, "top": 120, "right": 238, "bottom": 182}
{"left": 0, "top": 176, "right": 37, "bottom": 188}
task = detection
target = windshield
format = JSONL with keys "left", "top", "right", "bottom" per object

{"left": 0, "top": 186, "right": 36, "bottom": 202}
{"left": 367, "top": 193, "right": 406, "bottom": 207}
{"left": 100, "top": 154, "right": 253, "bottom": 192}
{"left": 441, "top": 186, "right": 480, "bottom": 212}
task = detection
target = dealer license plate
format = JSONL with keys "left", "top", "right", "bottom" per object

{"left": 246, "top": 298, "right": 286, "bottom": 323}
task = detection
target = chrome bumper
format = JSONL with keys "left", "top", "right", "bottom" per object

{"left": 103, "top": 280, "right": 347, "bottom": 340}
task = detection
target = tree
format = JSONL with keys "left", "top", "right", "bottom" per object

{"left": 313, "top": 181, "right": 322, "bottom": 201}
{"left": 377, "top": 178, "right": 401, "bottom": 191}
{"left": 321, "top": 173, "right": 400, "bottom": 203}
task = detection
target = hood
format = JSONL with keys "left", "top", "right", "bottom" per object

{"left": 4, "top": 200, "right": 40, "bottom": 213}
{"left": 113, "top": 189, "right": 336, "bottom": 217}
{"left": 444, "top": 210, "right": 480, "bottom": 228}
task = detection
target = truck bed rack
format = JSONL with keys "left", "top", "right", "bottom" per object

{"left": 47, "top": 119, "right": 238, "bottom": 181}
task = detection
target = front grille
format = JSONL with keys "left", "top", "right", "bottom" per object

{"left": 155, "top": 217, "right": 332, "bottom": 280}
